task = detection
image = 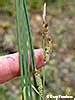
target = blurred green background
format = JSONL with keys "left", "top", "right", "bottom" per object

{"left": 0, "top": 0, "right": 75, "bottom": 100}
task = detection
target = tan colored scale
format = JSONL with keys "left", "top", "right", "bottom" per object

{"left": 42, "top": 3, "right": 53, "bottom": 64}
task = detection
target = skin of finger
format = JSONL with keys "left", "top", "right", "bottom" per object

{"left": 0, "top": 49, "right": 44, "bottom": 84}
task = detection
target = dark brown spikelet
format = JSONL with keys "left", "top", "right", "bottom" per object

{"left": 42, "top": 22, "right": 53, "bottom": 64}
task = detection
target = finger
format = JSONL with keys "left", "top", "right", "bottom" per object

{"left": 0, "top": 49, "right": 44, "bottom": 84}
